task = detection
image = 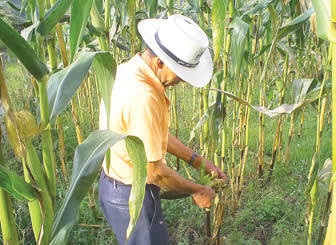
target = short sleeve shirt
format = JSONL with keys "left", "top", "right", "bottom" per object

{"left": 99, "top": 53, "right": 170, "bottom": 184}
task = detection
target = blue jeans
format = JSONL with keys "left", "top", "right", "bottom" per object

{"left": 99, "top": 170, "right": 170, "bottom": 245}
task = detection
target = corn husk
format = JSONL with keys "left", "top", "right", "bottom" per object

{"left": 4, "top": 110, "right": 40, "bottom": 158}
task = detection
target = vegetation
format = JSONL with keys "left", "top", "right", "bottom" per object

{"left": 0, "top": 0, "right": 335, "bottom": 244}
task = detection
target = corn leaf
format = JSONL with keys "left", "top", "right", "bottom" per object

{"left": 113, "top": 0, "right": 127, "bottom": 28}
{"left": 149, "top": 0, "right": 157, "bottom": 18}
{"left": 47, "top": 52, "right": 115, "bottom": 124}
{"left": 50, "top": 130, "right": 147, "bottom": 245}
{"left": 277, "top": 8, "right": 314, "bottom": 40}
{"left": 211, "top": 0, "right": 227, "bottom": 62}
{"left": 209, "top": 92, "right": 222, "bottom": 154}
{"left": 228, "top": 17, "right": 249, "bottom": 74}
{"left": 21, "top": 22, "right": 39, "bottom": 42}
{"left": 241, "top": 0, "right": 273, "bottom": 16}
{"left": 311, "top": 0, "right": 331, "bottom": 41}
{"left": 305, "top": 153, "right": 319, "bottom": 195}
{"left": 127, "top": 0, "right": 136, "bottom": 42}
{"left": 188, "top": 103, "right": 214, "bottom": 143}
{"left": 207, "top": 86, "right": 331, "bottom": 118}
{"left": 92, "top": 53, "right": 116, "bottom": 121}
{"left": 0, "top": 18, "right": 49, "bottom": 81}
{"left": 0, "top": 0, "right": 26, "bottom": 25}
{"left": 292, "top": 79, "right": 316, "bottom": 104}
{"left": 125, "top": 136, "right": 148, "bottom": 240}
{"left": 0, "top": 165, "right": 37, "bottom": 201}
{"left": 318, "top": 158, "right": 332, "bottom": 182}
{"left": 70, "top": 0, "right": 93, "bottom": 62}
{"left": 36, "top": 0, "right": 72, "bottom": 36}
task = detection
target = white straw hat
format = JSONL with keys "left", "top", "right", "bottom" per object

{"left": 138, "top": 14, "right": 213, "bottom": 88}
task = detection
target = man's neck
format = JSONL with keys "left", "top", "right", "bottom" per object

{"left": 141, "top": 49, "right": 156, "bottom": 69}
{"left": 141, "top": 50, "right": 165, "bottom": 87}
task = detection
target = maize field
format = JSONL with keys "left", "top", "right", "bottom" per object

{"left": 0, "top": 0, "right": 335, "bottom": 244}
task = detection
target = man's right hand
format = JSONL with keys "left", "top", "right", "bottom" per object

{"left": 192, "top": 185, "right": 216, "bottom": 208}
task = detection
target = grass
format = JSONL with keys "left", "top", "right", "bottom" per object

{"left": 0, "top": 60, "right": 333, "bottom": 245}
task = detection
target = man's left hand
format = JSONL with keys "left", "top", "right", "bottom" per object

{"left": 204, "top": 160, "right": 226, "bottom": 180}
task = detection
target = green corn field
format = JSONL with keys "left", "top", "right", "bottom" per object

{"left": 0, "top": 0, "right": 335, "bottom": 244}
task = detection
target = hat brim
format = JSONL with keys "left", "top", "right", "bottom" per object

{"left": 138, "top": 19, "right": 213, "bottom": 88}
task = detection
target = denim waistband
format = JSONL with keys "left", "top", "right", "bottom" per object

{"left": 101, "top": 170, "right": 131, "bottom": 187}
{"left": 101, "top": 170, "right": 161, "bottom": 194}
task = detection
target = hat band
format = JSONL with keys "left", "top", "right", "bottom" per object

{"left": 154, "top": 31, "right": 199, "bottom": 68}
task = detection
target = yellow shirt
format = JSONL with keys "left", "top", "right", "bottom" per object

{"left": 99, "top": 53, "right": 170, "bottom": 184}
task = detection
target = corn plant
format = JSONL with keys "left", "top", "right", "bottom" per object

{"left": 1, "top": 0, "right": 336, "bottom": 244}
{"left": 0, "top": 1, "right": 149, "bottom": 244}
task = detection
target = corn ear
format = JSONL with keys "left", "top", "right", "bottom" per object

{"left": 4, "top": 110, "right": 40, "bottom": 158}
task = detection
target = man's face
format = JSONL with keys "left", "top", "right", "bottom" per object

{"left": 159, "top": 63, "right": 183, "bottom": 88}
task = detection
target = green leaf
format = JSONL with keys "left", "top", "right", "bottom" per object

{"left": 211, "top": 0, "right": 227, "bottom": 62}
{"left": 292, "top": 79, "right": 315, "bottom": 104}
{"left": 127, "top": 0, "right": 136, "bottom": 46}
{"left": 50, "top": 130, "right": 147, "bottom": 244}
{"left": 311, "top": 0, "right": 331, "bottom": 41}
{"left": 241, "top": 0, "right": 273, "bottom": 16}
{"left": 188, "top": 103, "right": 215, "bottom": 143}
{"left": 0, "top": 0, "right": 26, "bottom": 25}
{"left": 209, "top": 91, "right": 222, "bottom": 154}
{"left": 125, "top": 136, "right": 148, "bottom": 240}
{"left": 20, "top": 0, "right": 36, "bottom": 15}
{"left": 92, "top": 53, "right": 117, "bottom": 121}
{"left": 47, "top": 51, "right": 115, "bottom": 124}
{"left": 253, "top": 43, "right": 271, "bottom": 59}
{"left": 158, "top": 0, "right": 167, "bottom": 9}
{"left": 276, "top": 41, "right": 296, "bottom": 60}
{"left": 0, "top": 165, "right": 37, "bottom": 201}
{"left": 278, "top": 8, "right": 314, "bottom": 40}
{"left": 50, "top": 130, "right": 116, "bottom": 243}
{"left": 70, "top": 0, "right": 93, "bottom": 62}
{"left": 0, "top": 18, "right": 49, "bottom": 81}
{"left": 228, "top": 17, "right": 249, "bottom": 74}
{"left": 149, "top": 0, "right": 157, "bottom": 18}
{"left": 90, "top": 1, "right": 105, "bottom": 33}
{"left": 36, "top": 0, "right": 72, "bottom": 36}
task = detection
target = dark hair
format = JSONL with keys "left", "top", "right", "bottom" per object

{"left": 146, "top": 44, "right": 157, "bottom": 57}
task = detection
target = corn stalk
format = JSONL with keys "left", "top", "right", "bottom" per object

{"left": 0, "top": 58, "right": 20, "bottom": 245}
{"left": 324, "top": 0, "right": 336, "bottom": 243}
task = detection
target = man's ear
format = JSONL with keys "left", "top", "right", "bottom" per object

{"left": 156, "top": 58, "right": 165, "bottom": 68}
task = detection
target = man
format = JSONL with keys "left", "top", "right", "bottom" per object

{"left": 99, "top": 14, "right": 226, "bottom": 245}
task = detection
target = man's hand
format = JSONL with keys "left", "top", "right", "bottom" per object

{"left": 204, "top": 160, "right": 226, "bottom": 180}
{"left": 192, "top": 185, "right": 216, "bottom": 208}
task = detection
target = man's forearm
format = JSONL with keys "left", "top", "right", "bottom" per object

{"left": 147, "top": 159, "right": 203, "bottom": 194}
{"left": 167, "top": 133, "right": 202, "bottom": 169}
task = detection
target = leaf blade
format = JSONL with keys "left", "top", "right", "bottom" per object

{"left": 125, "top": 136, "right": 148, "bottom": 240}
{"left": 311, "top": 0, "right": 331, "bottom": 41}
{"left": 278, "top": 8, "right": 314, "bottom": 40}
{"left": 0, "top": 18, "right": 49, "bottom": 81}
{"left": 36, "top": 0, "right": 72, "bottom": 36}
{"left": 0, "top": 165, "right": 37, "bottom": 201}
{"left": 47, "top": 51, "right": 116, "bottom": 124}
{"left": 211, "top": 0, "right": 227, "bottom": 62}
{"left": 50, "top": 130, "right": 126, "bottom": 244}
{"left": 70, "top": 0, "right": 93, "bottom": 62}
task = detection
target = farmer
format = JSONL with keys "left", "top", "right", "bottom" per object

{"left": 99, "top": 14, "right": 226, "bottom": 245}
